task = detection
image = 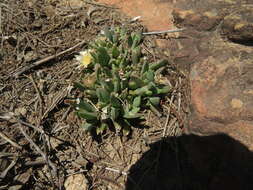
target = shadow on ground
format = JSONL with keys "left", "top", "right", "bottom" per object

{"left": 125, "top": 134, "right": 253, "bottom": 190}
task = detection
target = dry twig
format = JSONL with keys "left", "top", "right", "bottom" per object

{"left": 142, "top": 28, "right": 185, "bottom": 35}
{"left": 42, "top": 86, "right": 72, "bottom": 120}
{"left": 84, "top": 0, "right": 117, "bottom": 9}
{"left": 17, "top": 124, "right": 57, "bottom": 178}
{"left": 28, "top": 75, "right": 44, "bottom": 124}
{"left": 13, "top": 40, "right": 86, "bottom": 77}
{"left": 0, "top": 158, "right": 18, "bottom": 179}
{"left": 0, "top": 131, "right": 22, "bottom": 150}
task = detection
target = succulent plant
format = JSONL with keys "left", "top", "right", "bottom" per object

{"left": 73, "top": 27, "right": 171, "bottom": 135}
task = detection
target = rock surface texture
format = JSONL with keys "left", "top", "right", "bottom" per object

{"left": 98, "top": 0, "right": 174, "bottom": 30}
{"left": 172, "top": 0, "right": 253, "bottom": 151}
{"left": 171, "top": 1, "right": 253, "bottom": 188}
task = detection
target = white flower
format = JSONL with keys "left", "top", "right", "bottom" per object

{"left": 76, "top": 98, "right": 80, "bottom": 104}
{"left": 75, "top": 50, "right": 92, "bottom": 69}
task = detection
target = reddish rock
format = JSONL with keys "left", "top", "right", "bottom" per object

{"left": 222, "top": 7, "right": 253, "bottom": 43}
{"left": 168, "top": 1, "right": 253, "bottom": 152}
{"left": 97, "top": 0, "right": 174, "bottom": 31}
{"left": 173, "top": 9, "right": 223, "bottom": 31}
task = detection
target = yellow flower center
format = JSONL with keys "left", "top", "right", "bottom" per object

{"left": 80, "top": 52, "right": 92, "bottom": 68}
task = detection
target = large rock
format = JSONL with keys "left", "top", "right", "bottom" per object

{"left": 97, "top": 0, "right": 174, "bottom": 30}
{"left": 168, "top": 1, "right": 253, "bottom": 151}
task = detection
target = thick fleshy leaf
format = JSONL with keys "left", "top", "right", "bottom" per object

{"left": 145, "top": 70, "right": 155, "bottom": 82}
{"left": 103, "top": 26, "right": 113, "bottom": 42}
{"left": 110, "top": 95, "right": 122, "bottom": 108}
{"left": 141, "top": 62, "right": 149, "bottom": 75}
{"left": 127, "top": 36, "right": 133, "bottom": 48}
{"left": 101, "top": 81, "right": 114, "bottom": 93}
{"left": 150, "top": 60, "right": 168, "bottom": 71}
{"left": 96, "top": 122, "right": 108, "bottom": 135}
{"left": 96, "top": 88, "right": 110, "bottom": 103}
{"left": 112, "top": 120, "right": 122, "bottom": 133}
{"left": 131, "top": 31, "right": 142, "bottom": 48}
{"left": 156, "top": 85, "right": 171, "bottom": 94}
{"left": 130, "top": 85, "right": 149, "bottom": 96}
{"left": 145, "top": 90, "right": 153, "bottom": 96}
{"left": 74, "top": 82, "right": 86, "bottom": 91}
{"left": 95, "top": 64, "right": 101, "bottom": 81}
{"left": 78, "top": 99, "right": 96, "bottom": 112}
{"left": 112, "top": 46, "right": 120, "bottom": 58}
{"left": 124, "top": 107, "right": 141, "bottom": 119}
{"left": 85, "top": 89, "right": 97, "bottom": 98}
{"left": 110, "top": 106, "right": 120, "bottom": 120}
{"left": 112, "top": 33, "right": 119, "bottom": 44}
{"left": 97, "top": 47, "right": 110, "bottom": 66}
{"left": 90, "top": 52, "right": 98, "bottom": 63}
{"left": 131, "top": 46, "right": 141, "bottom": 64}
{"left": 119, "top": 53, "right": 128, "bottom": 69}
{"left": 148, "top": 97, "right": 160, "bottom": 107}
{"left": 82, "top": 123, "right": 94, "bottom": 132}
{"left": 113, "top": 79, "right": 120, "bottom": 93}
{"left": 77, "top": 110, "right": 98, "bottom": 121}
{"left": 103, "top": 67, "right": 113, "bottom": 78}
{"left": 122, "top": 125, "right": 131, "bottom": 136}
{"left": 133, "top": 96, "right": 141, "bottom": 108}
{"left": 128, "top": 77, "right": 144, "bottom": 90}
{"left": 112, "top": 72, "right": 121, "bottom": 93}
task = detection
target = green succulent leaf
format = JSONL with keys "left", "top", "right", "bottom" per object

{"left": 128, "top": 77, "right": 144, "bottom": 90}
{"left": 103, "top": 67, "right": 113, "bottom": 78}
{"left": 78, "top": 99, "right": 96, "bottom": 112}
{"left": 110, "top": 106, "right": 120, "bottom": 120}
{"left": 124, "top": 107, "right": 141, "bottom": 119}
{"left": 97, "top": 47, "right": 110, "bottom": 66}
{"left": 100, "top": 80, "right": 114, "bottom": 93}
{"left": 141, "top": 62, "right": 149, "bottom": 75}
{"left": 82, "top": 123, "right": 94, "bottom": 132}
{"left": 133, "top": 96, "right": 141, "bottom": 108}
{"left": 96, "top": 122, "right": 108, "bottom": 135}
{"left": 145, "top": 70, "right": 155, "bottom": 82}
{"left": 73, "top": 82, "right": 86, "bottom": 91}
{"left": 148, "top": 97, "right": 160, "bottom": 107}
{"left": 130, "top": 85, "right": 150, "bottom": 96}
{"left": 112, "top": 33, "right": 119, "bottom": 44}
{"left": 85, "top": 89, "right": 97, "bottom": 98}
{"left": 131, "top": 46, "right": 141, "bottom": 64}
{"left": 145, "top": 90, "right": 153, "bottom": 96}
{"left": 131, "top": 31, "right": 142, "bottom": 48}
{"left": 119, "top": 53, "right": 128, "bottom": 69}
{"left": 77, "top": 110, "right": 99, "bottom": 121}
{"left": 96, "top": 88, "right": 110, "bottom": 103}
{"left": 127, "top": 36, "right": 133, "bottom": 48}
{"left": 112, "top": 120, "right": 122, "bottom": 132}
{"left": 103, "top": 26, "right": 113, "bottom": 42}
{"left": 112, "top": 46, "right": 120, "bottom": 58}
{"left": 110, "top": 95, "right": 122, "bottom": 108}
{"left": 90, "top": 52, "right": 98, "bottom": 63}
{"left": 122, "top": 125, "right": 131, "bottom": 136}
{"left": 156, "top": 85, "right": 171, "bottom": 94}
{"left": 95, "top": 64, "right": 101, "bottom": 81}
{"left": 150, "top": 60, "right": 168, "bottom": 71}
